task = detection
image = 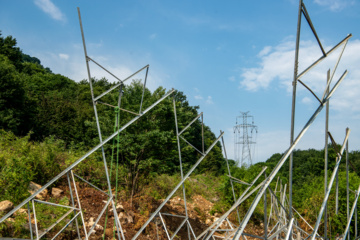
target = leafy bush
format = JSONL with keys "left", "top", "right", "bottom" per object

{"left": 0, "top": 130, "right": 79, "bottom": 204}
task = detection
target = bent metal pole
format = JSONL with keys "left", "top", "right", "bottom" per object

{"left": 198, "top": 167, "right": 267, "bottom": 240}
{"left": 132, "top": 131, "right": 224, "bottom": 240}
{"left": 231, "top": 70, "right": 348, "bottom": 240}
{"left": 0, "top": 88, "right": 175, "bottom": 224}
{"left": 289, "top": 0, "right": 303, "bottom": 223}
{"left": 78, "top": 7, "right": 122, "bottom": 239}
{"left": 343, "top": 183, "right": 360, "bottom": 240}
{"left": 311, "top": 128, "right": 350, "bottom": 240}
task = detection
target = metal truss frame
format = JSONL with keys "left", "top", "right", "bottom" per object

{"left": 0, "top": 86, "right": 174, "bottom": 239}
{"left": 146, "top": 98, "right": 209, "bottom": 240}
{"left": 0, "top": 7, "right": 223, "bottom": 240}
{"left": 0, "top": 8, "right": 175, "bottom": 237}
{"left": 1, "top": 2, "right": 359, "bottom": 240}
{"left": 131, "top": 129, "right": 225, "bottom": 239}
{"left": 195, "top": 0, "right": 358, "bottom": 239}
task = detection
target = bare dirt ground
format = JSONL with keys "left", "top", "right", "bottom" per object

{"left": 1, "top": 181, "right": 270, "bottom": 239}
{"left": 68, "top": 185, "right": 268, "bottom": 240}
{"left": 57, "top": 183, "right": 211, "bottom": 239}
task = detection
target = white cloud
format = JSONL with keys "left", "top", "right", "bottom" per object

{"left": 240, "top": 40, "right": 295, "bottom": 91}
{"left": 59, "top": 53, "right": 69, "bottom": 60}
{"left": 240, "top": 38, "right": 360, "bottom": 114}
{"left": 314, "top": 0, "right": 355, "bottom": 12}
{"left": 237, "top": 37, "right": 360, "bottom": 162}
{"left": 194, "top": 95, "right": 203, "bottom": 100}
{"left": 257, "top": 46, "right": 272, "bottom": 57}
{"left": 206, "top": 96, "right": 213, "bottom": 104}
{"left": 34, "top": 0, "right": 66, "bottom": 22}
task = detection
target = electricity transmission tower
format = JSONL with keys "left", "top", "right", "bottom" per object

{"left": 234, "top": 111, "right": 258, "bottom": 167}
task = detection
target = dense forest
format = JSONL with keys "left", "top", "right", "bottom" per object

{"left": 1, "top": 32, "right": 360, "bottom": 236}
{"left": 0, "top": 31, "right": 226, "bottom": 197}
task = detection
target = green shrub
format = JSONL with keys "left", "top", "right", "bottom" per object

{"left": 0, "top": 130, "right": 80, "bottom": 204}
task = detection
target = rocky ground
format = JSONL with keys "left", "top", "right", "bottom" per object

{"left": 0, "top": 181, "right": 267, "bottom": 239}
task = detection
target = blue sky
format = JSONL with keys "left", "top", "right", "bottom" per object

{"left": 1, "top": 0, "right": 359, "bottom": 163}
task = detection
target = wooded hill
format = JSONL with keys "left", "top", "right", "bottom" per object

{"left": 0, "top": 31, "right": 226, "bottom": 196}
{"left": 1, "top": 32, "right": 360, "bottom": 235}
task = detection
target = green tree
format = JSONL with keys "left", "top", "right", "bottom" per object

{"left": 0, "top": 32, "right": 22, "bottom": 70}
{"left": 0, "top": 55, "right": 26, "bottom": 134}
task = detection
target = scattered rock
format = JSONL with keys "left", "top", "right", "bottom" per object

{"left": 213, "top": 217, "right": 222, "bottom": 228}
{"left": 118, "top": 212, "right": 133, "bottom": 224}
{"left": 96, "top": 224, "right": 104, "bottom": 230}
{"left": 13, "top": 208, "right": 27, "bottom": 217}
{"left": 116, "top": 203, "right": 124, "bottom": 211}
{"left": 209, "top": 217, "right": 228, "bottom": 229}
{"left": 86, "top": 217, "right": 95, "bottom": 227}
{"left": 211, "top": 196, "right": 220, "bottom": 202}
{"left": 110, "top": 203, "right": 125, "bottom": 212}
{"left": 86, "top": 217, "right": 94, "bottom": 226}
{"left": 6, "top": 217, "right": 15, "bottom": 222}
{"left": 51, "top": 187, "right": 63, "bottom": 198}
{"left": 192, "top": 195, "right": 214, "bottom": 213}
{"left": 105, "top": 228, "right": 113, "bottom": 236}
{"left": 28, "top": 182, "right": 48, "bottom": 200}
{"left": 170, "top": 196, "right": 183, "bottom": 205}
{"left": 31, "top": 218, "right": 37, "bottom": 224}
{"left": 18, "top": 208, "right": 27, "bottom": 214}
{"left": 205, "top": 218, "right": 212, "bottom": 225}
{"left": 86, "top": 217, "right": 103, "bottom": 231}
{"left": 0, "top": 200, "right": 13, "bottom": 213}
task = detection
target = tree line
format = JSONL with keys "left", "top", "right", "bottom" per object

{"left": 1, "top": 31, "right": 359, "bottom": 235}
{"left": 0, "top": 31, "right": 226, "bottom": 199}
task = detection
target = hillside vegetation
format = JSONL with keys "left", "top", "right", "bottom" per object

{"left": 1, "top": 32, "right": 360, "bottom": 237}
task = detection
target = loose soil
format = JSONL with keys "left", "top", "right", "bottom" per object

{"left": 1, "top": 181, "right": 285, "bottom": 239}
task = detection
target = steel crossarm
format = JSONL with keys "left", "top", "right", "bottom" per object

{"left": 343, "top": 184, "right": 360, "bottom": 240}
{"left": 198, "top": 167, "right": 267, "bottom": 240}
{"left": 231, "top": 69, "right": 348, "bottom": 240}
{"left": 285, "top": 218, "right": 294, "bottom": 240}
{"left": 0, "top": 89, "right": 175, "bottom": 224}
{"left": 297, "top": 34, "right": 351, "bottom": 81}
{"left": 178, "top": 112, "right": 203, "bottom": 136}
{"left": 132, "top": 131, "right": 224, "bottom": 240}
{"left": 310, "top": 128, "right": 350, "bottom": 239}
